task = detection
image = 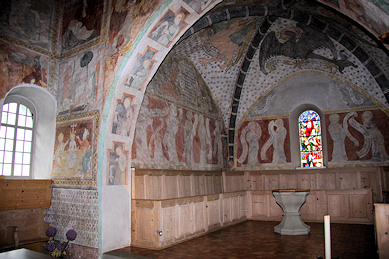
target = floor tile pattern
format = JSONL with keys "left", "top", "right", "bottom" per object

{"left": 104, "top": 221, "right": 378, "bottom": 259}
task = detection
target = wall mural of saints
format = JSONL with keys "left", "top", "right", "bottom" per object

{"left": 0, "top": 0, "right": 54, "bottom": 50}
{"left": 112, "top": 94, "right": 136, "bottom": 136}
{"left": 108, "top": 143, "right": 128, "bottom": 185}
{"left": 327, "top": 109, "right": 389, "bottom": 163}
{"left": 236, "top": 118, "right": 291, "bottom": 167}
{"left": 52, "top": 116, "right": 95, "bottom": 179}
{"left": 132, "top": 95, "right": 225, "bottom": 168}
{"left": 147, "top": 57, "right": 220, "bottom": 116}
{"left": 0, "top": 42, "right": 48, "bottom": 98}
{"left": 148, "top": 8, "right": 189, "bottom": 48}
{"left": 196, "top": 18, "right": 256, "bottom": 71}
{"left": 61, "top": 0, "right": 104, "bottom": 52}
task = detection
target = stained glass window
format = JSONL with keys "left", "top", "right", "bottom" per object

{"left": 299, "top": 110, "right": 323, "bottom": 167}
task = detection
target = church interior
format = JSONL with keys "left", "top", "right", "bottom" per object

{"left": 0, "top": 0, "right": 389, "bottom": 258}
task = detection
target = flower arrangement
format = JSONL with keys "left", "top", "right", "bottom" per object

{"left": 44, "top": 227, "right": 77, "bottom": 258}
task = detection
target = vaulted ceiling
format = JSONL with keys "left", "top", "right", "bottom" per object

{"left": 144, "top": 0, "right": 389, "bottom": 161}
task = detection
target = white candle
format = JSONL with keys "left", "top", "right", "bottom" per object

{"left": 324, "top": 215, "right": 331, "bottom": 259}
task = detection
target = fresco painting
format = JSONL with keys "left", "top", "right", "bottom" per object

{"left": 147, "top": 58, "right": 220, "bottom": 116}
{"left": 183, "top": 0, "right": 214, "bottom": 14}
{"left": 149, "top": 8, "right": 189, "bottom": 47}
{"left": 61, "top": 0, "right": 104, "bottom": 52}
{"left": 197, "top": 18, "right": 256, "bottom": 71}
{"left": 0, "top": 42, "right": 48, "bottom": 98}
{"left": 108, "top": 142, "right": 128, "bottom": 185}
{"left": 0, "top": 0, "right": 54, "bottom": 50}
{"left": 132, "top": 95, "right": 224, "bottom": 168}
{"left": 57, "top": 47, "right": 103, "bottom": 113}
{"left": 327, "top": 109, "right": 389, "bottom": 163}
{"left": 124, "top": 47, "right": 157, "bottom": 90}
{"left": 112, "top": 94, "right": 136, "bottom": 136}
{"left": 259, "top": 21, "right": 356, "bottom": 75}
{"left": 237, "top": 118, "right": 291, "bottom": 167}
{"left": 52, "top": 116, "right": 95, "bottom": 179}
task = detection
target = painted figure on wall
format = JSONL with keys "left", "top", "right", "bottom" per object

{"left": 183, "top": 0, "right": 212, "bottom": 13}
{"left": 194, "top": 114, "right": 209, "bottom": 164}
{"left": 112, "top": 95, "right": 135, "bottom": 136}
{"left": 133, "top": 96, "right": 169, "bottom": 163}
{"left": 149, "top": 9, "right": 188, "bottom": 47}
{"left": 0, "top": 0, "right": 54, "bottom": 50}
{"left": 108, "top": 144, "right": 128, "bottom": 185}
{"left": 0, "top": 43, "right": 48, "bottom": 98}
{"left": 184, "top": 111, "right": 195, "bottom": 165}
{"left": 261, "top": 119, "right": 287, "bottom": 164}
{"left": 57, "top": 47, "right": 102, "bottom": 112}
{"left": 148, "top": 58, "right": 220, "bottom": 116}
{"left": 125, "top": 48, "right": 156, "bottom": 90}
{"left": 238, "top": 121, "right": 262, "bottom": 165}
{"left": 212, "top": 120, "right": 224, "bottom": 165}
{"left": 52, "top": 119, "right": 94, "bottom": 178}
{"left": 346, "top": 111, "right": 389, "bottom": 161}
{"left": 328, "top": 113, "right": 348, "bottom": 162}
{"left": 61, "top": 0, "right": 103, "bottom": 51}
{"left": 163, "top": 104, "right": 183, "bottom": 162}
{"left": 197, "top": 19, "right": 255, "bottom": 71}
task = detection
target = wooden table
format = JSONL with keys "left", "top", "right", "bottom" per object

{"left": 272, "top": 189, "right": 310, "bottom": 235}
{"left": 0, "top": 248, "right": 53, "bottom": 258}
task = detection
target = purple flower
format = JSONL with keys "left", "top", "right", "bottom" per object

{"left": 57, "top": 242, "right": 63, "bottom": 250}
{"left": 46, "top": 227, "right": 57, "bottom": 237}
{"left": 44, "top": 242, "right": 55, "bottom": 252}
{"left": 66, "top": 229, "right": 77, "bottom": 241}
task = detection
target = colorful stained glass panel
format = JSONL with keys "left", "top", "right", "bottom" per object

{"left": 299, "top": 110, "right": 323, "bottom": 167}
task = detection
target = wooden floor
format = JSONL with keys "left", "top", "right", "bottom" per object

{"left": 103, "top": 221, "right": 378, "bottom": 259}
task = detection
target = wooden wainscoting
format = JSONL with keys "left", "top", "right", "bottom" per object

{"left": 131, "top": 192, "right": 247, "bottom": 250}
{"left": 248, "top": 189, "right": 374, "bottom": 224}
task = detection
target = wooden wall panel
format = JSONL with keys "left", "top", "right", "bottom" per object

{"left": 300, "top": 191, "right": 317, "bottom": 220}
{"left": 249, "top": 173, "right": 263, "bottom": 190}
{"left": 338, "top": 172, "right": 358, "bottom": 190}
{"left": 316, "top": 172, "right": 336, "bottom": 189}
{"left": 280, "top": 174, "right": 297, "bottom": 189}
{"left": 207, "top": 198, "right": 220, "bottom": 229}
{"left": 162, "top": 207, "right": 176, "bottom": 241}
{"left": 147, "top": 175, "right": 162, "bottom": 199}
{"left": 214, "top": 175, "right": 223, "bottom": 194}
{"left": 264, "top": 174, "right": 279, "bottom": 190}
{"left": 248, "top": 189, "right": 373, "bottom": 224}
{"left": 239, "top": 195, "right": 246, "bottom": 219}
{"left": 375, "top": 204, "right": 389, "bottom": 258}
{"left": 326, "top": 194, "right": 346, "bottom": 219}
{"left": 178, "top": 175, "right": 191, "bottom": 197}
{"left": 222, "top": 198, "right": 231, "bottom": 223}
{"left": 133, "top": 174, "right": 145, "bottom": 199}
{"left": 164, "top": 175, "right": 178, "bottom": 199}
{"left": 204, "top": 175, "right": 214, "bottom": 194}
{"left": 0, "top": 180, "right": 52, "bottom": 210}
{"left": 193, "top": 202, "right": 205, "bottom": 234}
{"left": 297, "top": 173, "right": 316, "bottom": 190}
{"left": 178, "top": 204, "right": 191, "bottom": 238}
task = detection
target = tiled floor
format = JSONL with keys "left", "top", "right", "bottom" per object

{"left": 104, "top": 221, "right": 378, "bottom": 259}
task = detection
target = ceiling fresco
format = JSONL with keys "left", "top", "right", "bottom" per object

{"left": 165, "top": 0, "right": 389, "bottom": 128}
{"left": 147, "top": 0, "right": 389, "bottom": 162}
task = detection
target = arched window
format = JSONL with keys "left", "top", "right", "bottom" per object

{"left": 289, "top": 104, "right": 327, "bottom": 169}
{"left": 0, "top": 84, "right": 56, "bottom": 179}
{"left": 0, "top": 101, "right": 35, "bottom": 177}
{"left": 298, "top": 110, "right": 323, "bottom": 167}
